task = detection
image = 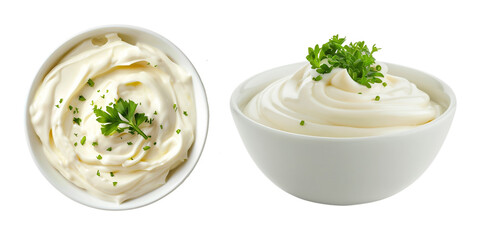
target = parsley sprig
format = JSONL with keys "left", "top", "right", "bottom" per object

{"left": 93, "top": 98, "right": 149, "bottom": 139}
{"left": 306, "top": 35, "right": 384, "bottom": 88}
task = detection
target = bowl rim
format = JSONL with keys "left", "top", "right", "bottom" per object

{"left": 25, "top": 24, "right": 209, "bottom": 210}
{"left": 230, "top": 61, "right": 456, "bottom": 142}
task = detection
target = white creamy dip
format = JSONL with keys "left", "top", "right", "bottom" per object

{"left": 244, "top": 63, "right": 442, "bottom": 137}
{"left": 30, "top": 33, "right": 195, "bottom": 203}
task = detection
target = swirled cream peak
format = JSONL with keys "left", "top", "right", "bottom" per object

{"left": 29, "top": 33, "right": 195, "bottom": 203}
{"left": 243, "top": 63, "right": 442, "bottom": 137}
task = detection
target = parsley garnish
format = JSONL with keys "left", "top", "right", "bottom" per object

{"left": 80, "top": 136, "right": 86, "bottom": 145}
{"left": 59, "top": 98, "right": 63, "bottom": 103}
{"left": 160, "top": 124, "right": 163, "bottom": 129}
{"left": 97, "top": 155, "right": 102, "bottom": 160}
{"left": 183, "top": 111, "right": 188, "bottom": 116}
{"left": 306, "top": 35, "right": 384, "bottom": 88}
{"left": 79, "top": 95, "right": 86, "bottom": 101}
{"left": 300, "top": 120, "right": 305, "bottom": 126}
{"left": 96, "top": 170, "right": 100, "bottom": 176}
{"left": 110, "top": 172, "right": 114, "bottom": 177}
{"left": 87, "top": 79, "right": 95, "bottom": 87}
{"left": 92, "top": 142, "right": 98, "bottom": 146}
{"left": 69, "top": 105, "right": 73, "bottom": 111}
{"left": 143, "top": 146, "right": 151, "bottom": 151}
{"left": 127, "top": 142, "right": 133, "bottom": 145}
{"left": 375, "top": 96, "right": 380, "bottom": 101}
{"left": 176, "top": 129, "right": 181, "bottom": 134}
{"left": 113, "top": 182, "right": 118, "bottom": 186}
{"left": 173, "top": 104, "right": 177, "bottom": 111}
{"left": 106, "top": 147, "right": 112, "bottom": 151}
{"left": 93, "top": 98, "right": 149, "bottom": 139}
{"left": 73, "top": 117, "right": 82, "bottom": 125}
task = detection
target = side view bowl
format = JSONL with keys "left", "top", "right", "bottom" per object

{"left": 231, "top": 62, "right": 455, "bottom": 205}
{"left": 25, "top": 25, "right": 209, "bottom": 210}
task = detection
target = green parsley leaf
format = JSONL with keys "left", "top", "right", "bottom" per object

{"left": 93, "top": 98, "right": 149, "bottom": 139}
{"left": 87, "top": 79, "right": 95, "bottom": 87}
{"left": 173, "top": 104, "right": 177, "bottom": 111}
{"left": 143, "top": 146, "right": 151, "bottom": 151}
{"left": 300, "top": 120, "right": 305, "bottom": 126}
{"left": 160, "top": 124, "right": 163, "bottom": 129}
{"left": 183, "top": 111, "right": 188, "bottom": 116}
{"left": 96, "top": 170, "right": 100, "bottom": 176}
{"left": 113, "top": 182, "right": 118, "bottom": 186}
{"left": 73, "top": 117, "right": 82, "bottom": 125}
{"left": 110, "top": 172, "right": 114, "bottom": 177}
{"left": 97, "top": 155, "right": 102, "bottom": 160}
{"left": 375, "top": 96, "right": 380, "bottom": 101}
{"left": 127, "top": 142, "right": 133, "bottom": 145}
{"left": 74, "top": 142, "right": 77, "bottom": 147}
{"left": 79, "top": 95, "right": 86, "bottom": 101}
{"left": 80, "top": 136, "right": 86, "bottom": 145}
{"left": 55, "top": 105, "right": 59, "bottom": 108}
{"left": 69, "top": 105, "right": 73, "bottom": 111}
{"left": 106, "top": 147, "right": 112, "bottom": 151}
{"left": 306, "top": 35, "right": 384, "bottom": 88}
{"left": 59, "top": 98, "right": 63, "bottom": 103}
{"left": 176, "top": 129, "right": 181, "bottom": 134}
{"left": 92, "top": 142, "right": 98, "bottom": 146}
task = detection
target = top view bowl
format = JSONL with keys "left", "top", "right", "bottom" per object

{"left": 25, "top": 25, "right": 209, "bottom": 210}
{"left": 231, "top": 62, "right": 456, "bottom": 205}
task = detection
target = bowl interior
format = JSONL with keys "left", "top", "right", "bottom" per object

{"left": 25, "top": 25, "right": 209, "bottom": 210}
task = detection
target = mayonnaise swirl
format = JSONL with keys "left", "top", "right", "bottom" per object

{"left": 30, "top": 33, "right": 195, "bottom": 203}
{"left": 244, "top": 63, "right": 442, "bottom": 137}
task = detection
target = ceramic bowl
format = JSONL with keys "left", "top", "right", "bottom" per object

{"left": 25, "top": 25, "right": 209, "bottom": 210}
{"left": 231, "top": 62, "right": 455, "bottom": 205}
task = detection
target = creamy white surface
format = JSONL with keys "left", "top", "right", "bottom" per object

{"left": 244, "top": 63, "right": 442, "bottom": 137}
{"left": 30, "top": 33, "right": 195, "bottom": 203}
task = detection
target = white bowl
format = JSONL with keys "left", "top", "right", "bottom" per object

{"left": 231, "top": 62, "right": 456, "bottom": 205}
{"left": 25, "top": 25, "right": 209, "bottom": 210}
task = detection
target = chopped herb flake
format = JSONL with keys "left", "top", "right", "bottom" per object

{"left": 73, "top": 117, "right": 82, "bottom": 125}
{"left": 59, "top": 98, "right": 63, "bottom": 103}
{"left": 176, "top": 129, "right": 181, "bottom": 134}
{"left": 127, "top": 142, "right": 133, "bottom": 145}
{"left": 113, "top": 182, "right": 118, "bottom": 186}
{"left": 300, "top": 120, "right": 305, "bottom": 126}
{"left": 97, "top": 155, "right": 102, "bottom": 160}
{"left": 55, "top": 105, "right": 59, "bottom": 108}
{"left": 110, "top": 172, "right": 114, "bottom": 177}
{"left": 87, "top": 79, "right": 95, "bottom": 87}
{"left": 92, "top": 142, "right": 98, "bottom": 146}
{"left": 183, "top": 111, "right": 188, "bottom": 116}
{"left": 173, "top": 104, "right": 177, "bottom": 111}
{"left": 79, "top": 95, "right": 86, "bottom": 101}
{"left": 375, "top": 96, "right": 380, "bottom": 101}
{"left": 160, "top": 124, "right": 163, "bottom": 129}
{"left": 96, "top": 170, "right": 100, "bottom": 176}
{"left": 69, "top": 105, "right": 73, "bottom": 110}
{"left": 143, "top": 146, "right": 151, "bottom": 151}
{"left": 74, "top": 142, "right": 77, "bottom": 147}
{"left": 106, "top": 147, "right": 112, "bottom": 151}
{"left": 80, "top": 136, "right": 86, "bottom": 145}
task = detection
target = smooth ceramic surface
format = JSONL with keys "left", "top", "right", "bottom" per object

{"left": 25, "top": 25, "right": 209, "bottom": 210}
{"left": 231, "top": 62, "right": 456, "bottom": 205}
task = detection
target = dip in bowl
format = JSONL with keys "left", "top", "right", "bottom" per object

{"left": 26, "top": 25, "right": 209, "bottom": 210}
{"left": 231, "top": 61, "right": 455, "bottom": 205}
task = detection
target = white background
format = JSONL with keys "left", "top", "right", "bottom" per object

{"left": 1, "top": 0, "right": 479, "bottom": 239}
